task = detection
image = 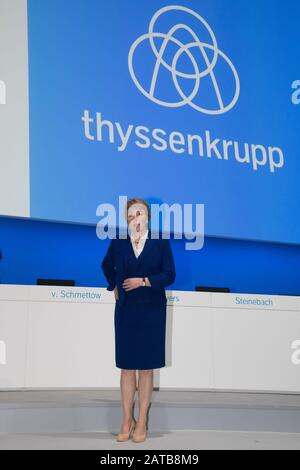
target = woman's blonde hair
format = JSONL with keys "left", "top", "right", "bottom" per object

{"left": 125, "top": 198, "right": 150, "bottom": 223}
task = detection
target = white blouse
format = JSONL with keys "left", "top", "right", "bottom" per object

{"left": 130, "top": 229, "right": 149, "bottom": 258}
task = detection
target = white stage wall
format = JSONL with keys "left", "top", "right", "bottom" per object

{"left": 0, "top": 285, "right": 299, "bottom": 392}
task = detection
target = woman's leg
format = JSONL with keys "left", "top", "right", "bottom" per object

{"left": 135, "top": 369, "right": 153, "bottom": 433}
{"left": 120, "top": 369, "right": 137, "bottom": 432}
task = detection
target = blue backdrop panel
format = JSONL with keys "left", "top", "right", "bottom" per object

{"left": 27, "top": 0, "right": 300, "bottom": 244}
{"left": 1, "top": 215, "right": 300, "bottom": 295}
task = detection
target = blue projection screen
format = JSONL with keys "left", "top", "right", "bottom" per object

{"left": 3, "top": 0, "right": 300, "bottom": 244}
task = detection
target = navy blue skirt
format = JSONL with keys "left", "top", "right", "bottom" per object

{"left": 114, "top": 298, "right": 167, "bottom": 370}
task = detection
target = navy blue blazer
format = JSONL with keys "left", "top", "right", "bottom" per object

{"left": 101, "top": 233, "right": 176, "bottom": 306}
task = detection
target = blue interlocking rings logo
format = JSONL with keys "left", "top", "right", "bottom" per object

{"left": 128, "top": 5, "right": 240, "bottom": 115}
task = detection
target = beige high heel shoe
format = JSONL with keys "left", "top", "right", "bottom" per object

{"left": 116, "top": 418, "right": 136, "bottom": 442}
{"left": 131, "top": 419, "right": 148, "bottom": 443}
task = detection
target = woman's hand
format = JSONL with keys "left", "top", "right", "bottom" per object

{"left": 122, "top": 277, "right": 143, "bottom": 291}
{"left": 114, "top": 286, "right": 119, "bottom": 300}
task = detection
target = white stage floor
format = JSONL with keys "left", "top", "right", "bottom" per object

{"left": 1, "top": 389, "right": 300, "bottom": 449}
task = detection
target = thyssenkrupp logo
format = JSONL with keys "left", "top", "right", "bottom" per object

{"left": 128, "top": 5, "right": 240, "bottom": 115}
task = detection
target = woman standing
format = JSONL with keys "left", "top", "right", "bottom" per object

{"left": 101, "top": 198, "right": 176, "bottom": 443}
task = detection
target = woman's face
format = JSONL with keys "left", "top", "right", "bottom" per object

{"left": 127, "top": 203, "right": 148, "bottom": 237}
